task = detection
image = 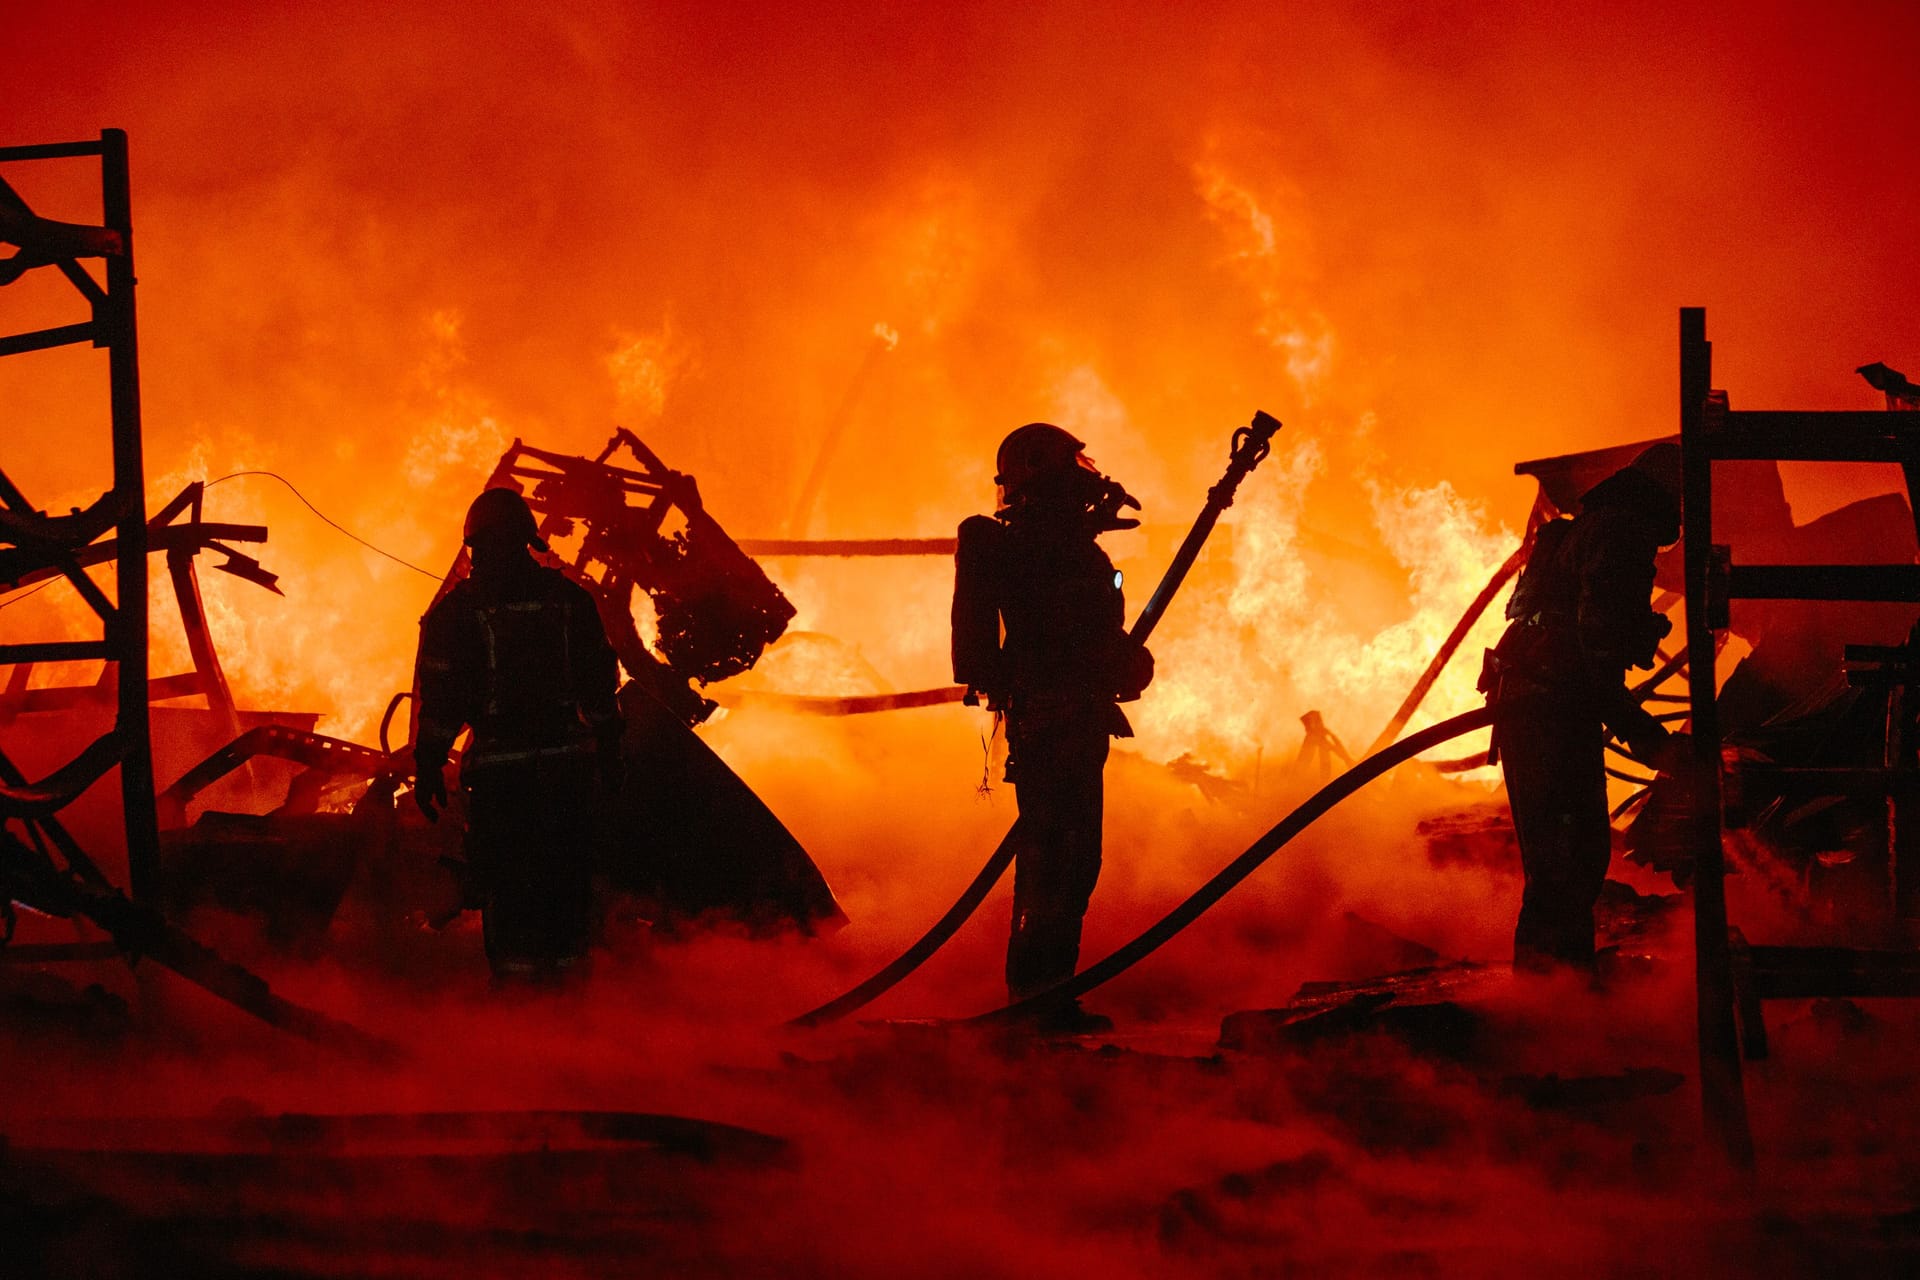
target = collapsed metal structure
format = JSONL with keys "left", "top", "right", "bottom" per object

{"left": 149, "top": 429, "right": 844, "bottom": 940}
{"left": 0, "top": 130, "right": 156, "bottom": 902}
{"left": 1678, "top": 308, "right": 1920, "bottom": 1162}
{"left": 455, "top": 429, "right": 797, "bottom": 729}
{"left": 5, "top": 135, "right": 1916, "bottom": 1177}
{"left": 0, "top": 133, "right": 383, "bottom": 1050}
{"left": 0, "top": 135, "right": 838, "bottom": 1048}
{"left": 420, "top": 429, "right": 843, "bottom": 929}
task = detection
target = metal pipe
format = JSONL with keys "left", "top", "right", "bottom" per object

{"left": 98, "top": 129, "right": 161, "bottom": 905}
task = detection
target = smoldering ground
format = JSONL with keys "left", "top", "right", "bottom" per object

{"left": 5, "top": 0, "right": 1919, "bottom": 746}
{"left": 7, "top": 703, "right": 1920, "bottom": 1277}
{"left": 6, "top": 1, "right": 1920, "bottom": 1274}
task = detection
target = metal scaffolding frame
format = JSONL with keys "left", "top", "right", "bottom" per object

{"left": 0, "top": 129, "right": 161, "bottom": 901}
{"left": 1679, "top": 307, "right": 1920, "bottom": 1165}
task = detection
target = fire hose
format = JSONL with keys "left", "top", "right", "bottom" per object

{"left": 785, "top": 534, "right": 1685, "bottom": 1025}
{"left": 787, "top": 410, "right": 1285, "bottom": 1027}
{"left": 789, "top": 699, "right": 1537, "bottom": 1029}
{"left": 966, "top": 702, "right": 1528, "bottom": 1025}
{"left": 1360, "top": 506, "right": 1543, "bottom": 757}
{"left": 963, "top": 671, "right": 1685, "bottom": 1025}
{"left": 785, "top": 426, "right": 1697, "bottom": 1027}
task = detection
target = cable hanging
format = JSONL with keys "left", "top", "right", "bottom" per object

{"left": 205, "top": 470, "right": 441, "bottom": 580}
{"left": 4, "top": 470, "right": 439, "bottom": 612}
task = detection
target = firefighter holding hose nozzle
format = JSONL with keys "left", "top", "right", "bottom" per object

{"left": 952, "top": 423, "right": 1155, "bottom": 1033}
{"left": 412, "top": 487, "right": 624, "bottom": 984}
{"left": 1482, "top": 443, "right": 1688, "bottom": 974}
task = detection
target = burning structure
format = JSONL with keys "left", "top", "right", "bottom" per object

{"left": 150, "top": 428, "right": 844, "bottom": 953}
{"left": 0, "top": 138, "right": 832, "bottom": 1049}
{"left": 6, "top": 4, "right": 1920, "bottom": 1275}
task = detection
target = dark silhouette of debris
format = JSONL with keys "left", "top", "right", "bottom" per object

{"left": 1858, "top": 361, "right": 1920, "bottom": 409}
{"left": 1497, "top": 1067, "right": 1686, "bottom": 1110}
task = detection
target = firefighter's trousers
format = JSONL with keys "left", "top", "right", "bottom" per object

{"left": 464, "top": 752, "right": 596, "bottom": 979}
{"left": 1005, "top": 715, "right": 1110, "bottom": 1001}
{"left": 1497, "top": 697, "right": 1612, "bottom": 971}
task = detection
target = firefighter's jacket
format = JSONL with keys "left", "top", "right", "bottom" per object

{"left": 413, "top": 554, "right": 622, "bottom": 771}
{"left": 1489, "top": 467, "right": 1678, "bottom": 749}
{"left": 950, "top": 510, "right": 1150, "bottom": 734}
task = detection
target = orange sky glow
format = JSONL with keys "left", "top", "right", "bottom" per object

{"left": 4, "top": 0, "right": 1918, "bottom": 767}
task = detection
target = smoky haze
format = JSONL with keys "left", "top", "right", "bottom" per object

{"left": 6, "top": 5, "right": 1920, "bottom": 1275}
{"left": 4, "top": 0, "right": 1917, "bottom": 746}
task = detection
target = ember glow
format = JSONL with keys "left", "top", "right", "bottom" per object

{"left": 5, "top": 2, "right": 1920, "bottom": 1276}
{"left": 3, "top": 0, "right": 1914, "bottom": 749}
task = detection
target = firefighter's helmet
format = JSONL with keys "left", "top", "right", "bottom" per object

{"left": 994, "top": 422, "right": 1086, "bottom": 496}
{"left": 463, "top": 487, "right": 548, "bottom": 553}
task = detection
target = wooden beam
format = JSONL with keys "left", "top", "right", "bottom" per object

{"left": 167, "top": 548, "right": 238, "bottom": 719}
{"left": 0, "top": 521, "right": 266, "bottom": 591}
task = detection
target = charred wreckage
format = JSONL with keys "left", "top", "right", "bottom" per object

{"left": 3, "top": 425, "right": 848, "bottom": 1024}
{"left": 4, "top": 133, "right": 1920, "bottom": 1166}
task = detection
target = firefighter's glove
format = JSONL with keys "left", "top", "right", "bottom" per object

{"left": 413, "top": 757, "right": 449, "bottom": 823}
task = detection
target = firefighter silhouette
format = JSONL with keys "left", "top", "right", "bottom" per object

{"left": 1482, "top": 443, "right": 1684, "bottom": 972}
{"left": 952, "top": 423, "right": 1153, "bottom": 1031}
{"left": 413, "top": 487, "right": 624, "bottom": 981}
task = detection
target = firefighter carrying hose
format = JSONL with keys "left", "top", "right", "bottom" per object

{"left": 412, "top": 487, "right": 624, "bottom": 983}
{"left": 952, "top": 423, "right": 1154, "bottom": 1032}
{"left": 1481, "top": 443, "right": 1687, "bottom": 973}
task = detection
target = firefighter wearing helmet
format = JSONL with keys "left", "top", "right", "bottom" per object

{"left": 412, "top": 486, "right": 624, "bottom": 983}
{"left": 952, "top": 423, "right": 1154, "bottom": 1032}
{"left": 1481, "top": 442, "right": 1686, "bottom": 973}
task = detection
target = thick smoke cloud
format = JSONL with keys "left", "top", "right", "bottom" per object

{"left": 6, "top": 0, "right": 1917, "bottom": 741}
{"left": 5, "top": 6, "right": 1920, "bottom": 1274}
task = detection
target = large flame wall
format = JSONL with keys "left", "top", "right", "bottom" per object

{"left": 8, "top": 18, "right": 1920, "bottom": 1270}
{"left": 4, "top": 0, "right": 1918, "bottom": 763}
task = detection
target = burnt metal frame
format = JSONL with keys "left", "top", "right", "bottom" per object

{"left": 0, "top": 130, "right": 160, "bottom": 901}
{"left": 0, "top": 482, "right": 272, "bottom": 728}
{"left": 444, "top": 430, "right": 715, "bottom": 727}
{"left": 1679, "top": 307, "right": 1920, "bottom": 1165}
{"left": 419, "top": 428, "right": 796, "bottom": 733}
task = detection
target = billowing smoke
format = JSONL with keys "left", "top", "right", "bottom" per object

{"left": 5, "top": 0, "right": 1916, "bottom": 747}
{"left": 5, "top": 4, "right": 1920, "bottom": 1274}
